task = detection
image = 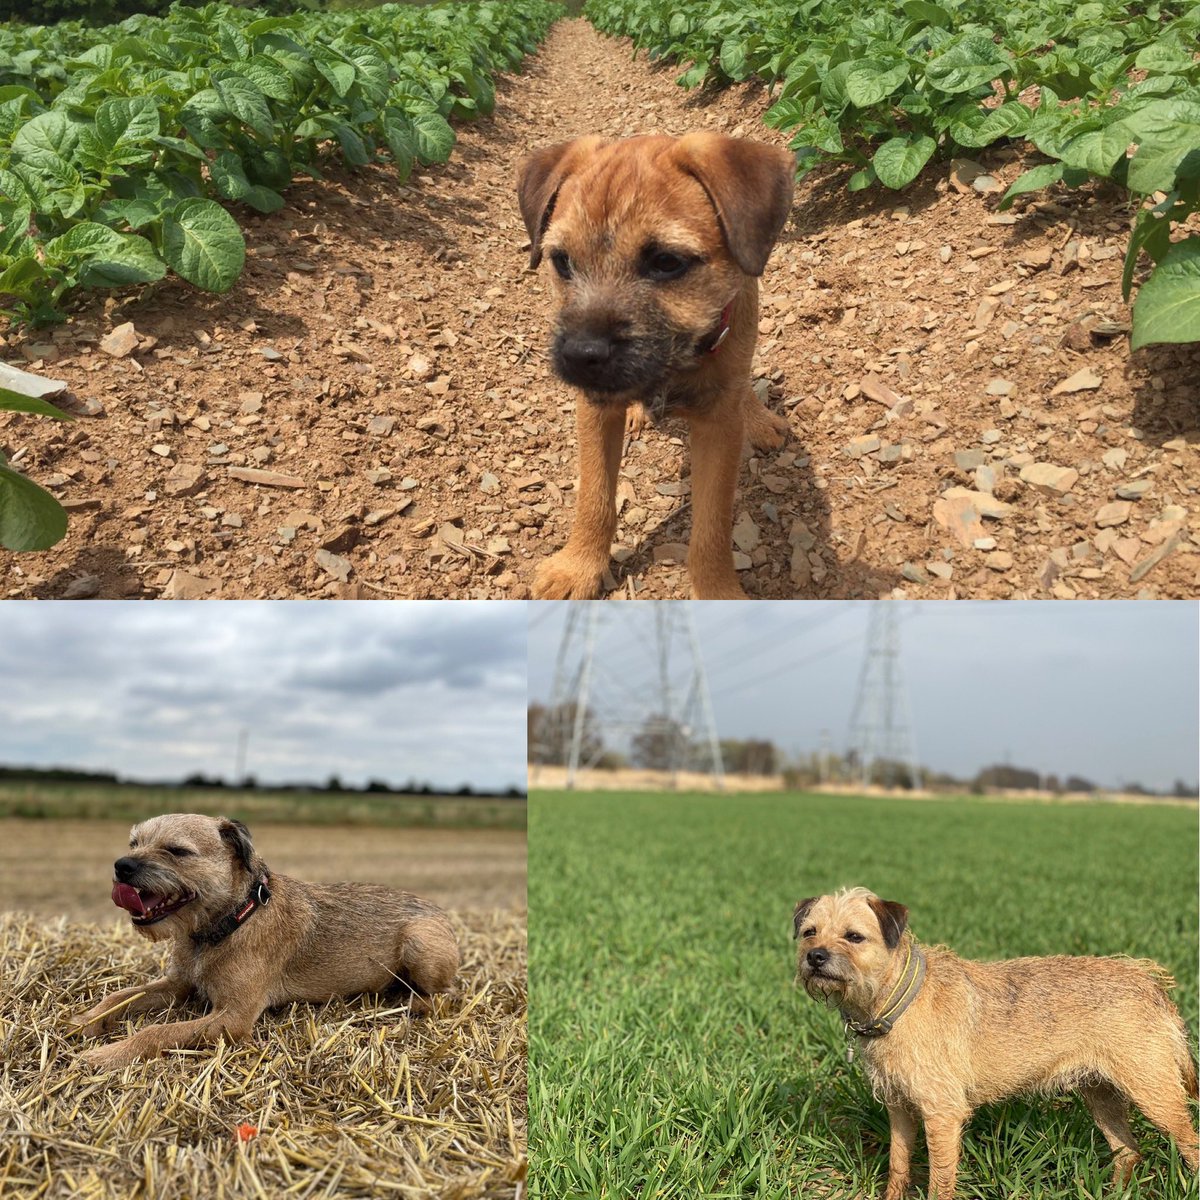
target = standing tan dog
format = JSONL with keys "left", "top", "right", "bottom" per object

{"left": 72, "top": 814, "right": 459, "bottom": 1071}
{"left": 793, "top": 887, "right": 1199, "bottom": 1198}
{"left": 517, "top": 133, "right": 795, "bottom": 599}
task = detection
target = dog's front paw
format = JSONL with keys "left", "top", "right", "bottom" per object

{"left": 532, "top": 553, "right": 607, "bottom": 600}
{"left": 79, "top": 1041, "right": 137, "bottom": 1072}
{"left": 745, "top": 403, "right": 788, "bottom": 453}
{"left": 625, "top": 403, "right": 648, "bottom": 439}
{"left": 69, "top": 1008, "right": 118, "bottom": 1038}
{"left": 690, "top": 575, "right": 749, "bottom": 600}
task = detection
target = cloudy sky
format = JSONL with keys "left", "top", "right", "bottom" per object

{"left": 528, "top": 601, "right": 1199, "bottom": 792}
{"left": 1, "top": 603, "right": 527, "bottom": 792}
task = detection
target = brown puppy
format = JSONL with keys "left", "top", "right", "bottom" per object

{"left": 793, "top": 887, "right": 1199, "bottom": 1199}
{"left": 517, "top": 133, "right": 795, "bottom": 599}
{"left": 72, "top": 813, "right": 459, "bottom": 1071}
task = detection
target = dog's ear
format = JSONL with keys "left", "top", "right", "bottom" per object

{"left": 792, "top": 897, "right": 818, "bottom": 939}
{"left": 516, "top": 136, "right": 608, "bottom": 268}
{"left": 867, "top": 896, "right": 909, "bottom": 949}
{"left": 674, "top": 134, "right": 795, "bottom": 276}
{"left": 218, "top": 818, "right": 255, "bottom": 872}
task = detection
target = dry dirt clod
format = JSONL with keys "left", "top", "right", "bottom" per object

{"left": 99, "top": 322, "right": 141, "bottom": 358}
{"left": 1051, "top": 367, "right": 1103, "bottom": 395}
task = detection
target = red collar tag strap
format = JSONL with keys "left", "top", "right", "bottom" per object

{"left": 192, "top": 874, "right": 271, "bottom": 947}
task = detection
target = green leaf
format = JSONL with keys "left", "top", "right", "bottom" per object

{"left": 411, "top": 112, "right": 455, "bottom": 163}
{"left": 925, "top": 35, "right": 1013, "bottom": 95}
{"left": 848, "top": 166, "right": 877, "bottom": 191}
{"left": 901, "top": 0, "right": 952, "bottom": 27}
{"left": 211, "top": 74, "right": 275, "bottom": 139}
{"left": 161, "top": 198, "right": 246, "bottom": 293}
{"left": 719, "top": 38, "right": 748, "bottom": 81}
{"left": 1124, "top": 100, "right": 1200, "bottom": 195}
{"left": 0, "top": 387, "right": 74, "bottom": 419}
{"left": 94, "top": 96, "right": 160, "bottom": 155}
{"left": 11, "top": 110, "right": 82, "bottom": 174}
{"left": 1131, "top": 237, "right": 1200, "bottom": 349}
{"left": 0, "top": 461, "right": 68, "bottom": 551}
{"left": 872, "top": 134, "right": 937, "bottom": 189}
{"left": 845, "top": 61, "right": 910, "bottom": 108}
{"left": 1058, "top": 120, "right": 1133, "bottom": 178}
{"left": 382, "top": 109, "right": 416, "bottom": 181}
{"left": 998, "top": 162, "right": 1064, "bottom": 209}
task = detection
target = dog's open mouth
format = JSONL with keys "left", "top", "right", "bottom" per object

{"left": 112, "top": 882, "right": 195, "bottom": 926}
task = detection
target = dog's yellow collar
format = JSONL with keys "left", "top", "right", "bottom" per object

{"left": 841, "top": 943, "right": 926, "bottom": 1038}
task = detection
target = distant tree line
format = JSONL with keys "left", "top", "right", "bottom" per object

{"left": 526, "top": 704, "right": 1199, "bottom": 798}
{"left": 0, "top": 764, "right": 525, "bottom": 800}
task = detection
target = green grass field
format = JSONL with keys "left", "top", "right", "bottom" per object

{"left": 529, "top": 791, "right": 1199, "bottom": 1200}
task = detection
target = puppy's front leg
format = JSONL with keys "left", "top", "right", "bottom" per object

{"left": 78, "top": 1002, "right": 264, "bottom": 1072}
{"left": 685, "top": 395, "right": 747, "bottom": 599}
{"left": 533, "top": 401, "right": 625, "bottom": 599}
{"left": 883, "top": 1103, "right": 918, "bottom": 1200}
{"left": 71, "top": 976, "right": 190, "bottom": 1038}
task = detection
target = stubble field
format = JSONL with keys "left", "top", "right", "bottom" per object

{"left": 0, "top": 816, "right": 527, "bottom": 1200}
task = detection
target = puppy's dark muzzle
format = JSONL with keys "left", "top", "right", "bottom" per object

{"left": 553, "top": 331, "right": 628, "bottom": 393}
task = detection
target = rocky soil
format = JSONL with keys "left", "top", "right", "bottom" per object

{"left": 2, "top": 19, "right": 1197, "bottom": 599}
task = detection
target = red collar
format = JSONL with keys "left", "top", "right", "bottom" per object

{"left": 698, "top": 301, "right": 734, "bottom": 356}
{"left": 192, "top": 874, "right": 271, "bottom": 947}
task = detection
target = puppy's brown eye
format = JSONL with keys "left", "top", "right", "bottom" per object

{"left": 550, "top": 250, "right": 572, "bottom": 280}
{"left": 642, "top": 249, "right": 693, "bottom": 282}
{"left": 802, "top": 926, "right": 816, "bottom": 939}
{"left": 165, "top": 846, "right": 194, "bottom": 857}
{"left": 845, "top": 930, "right": 866, "bottom": 943}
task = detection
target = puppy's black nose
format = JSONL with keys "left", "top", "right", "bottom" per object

{"left": 559, "top": 334, "right": 614, "bottom": 374}
{"left": 114, "top": 857, "right": 140, "bottom": 882}
{"left": 806, "top": 947, "right": 830, "bottom": 969}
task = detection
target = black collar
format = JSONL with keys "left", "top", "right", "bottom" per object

{"left": 192, "top": 874, "right": 271, "bottom": 947}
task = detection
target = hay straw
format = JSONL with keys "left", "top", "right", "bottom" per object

{"left": 0, "top": 909, "right": 526, "bottom": 1199}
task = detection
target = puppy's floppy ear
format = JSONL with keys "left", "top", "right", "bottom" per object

{"left": 218, "top": 818, "right": 255, "bottom": 872}
{"left": 674, "top": 133, "right": 796, "bottom": 276}
{"left": 793, "top": 897, "right": 818, "bottom": 939}
{"left": 867, "top": 896, "right": 909, "bottom": 949}
{"left": 516, "top": 136, "right": 609, "bottom": 269}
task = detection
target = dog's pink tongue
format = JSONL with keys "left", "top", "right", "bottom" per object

{"left": 112, "top": 882, "right": 147, "bottom": 914}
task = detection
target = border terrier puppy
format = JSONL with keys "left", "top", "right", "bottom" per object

{"left": 793, "top": 887, "right": 1199, "bottom": 1198}
{"left": 517, "top": 133, "right": 795, "bottom": 600}
{"left": 71, "top": 814, "right": 459, "bottom": 1071}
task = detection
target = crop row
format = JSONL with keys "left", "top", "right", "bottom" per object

{"left": 0, "top": 0, "right": 560, "bottom": 325}
{"left": 585, "top": 0, "right": 1200, "bottom": 349}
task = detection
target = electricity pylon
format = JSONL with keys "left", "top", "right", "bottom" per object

{"left": 544, "top": 603, "right": 725, "bottom": 789}
{"left": 847, "top": 604, "right": 920, "bottom": 789}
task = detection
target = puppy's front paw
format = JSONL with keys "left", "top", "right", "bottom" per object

{"left": 532, "top": 553, "right": 607, "bottom": 600}
{"left": 79, "top": 1041, "right": 137, "bottom": 1072}
{"left": 745, "top": 404, "right": 788, "bottom": 453}
{"left": 691, "top": 576, "right": 748, "bottom": 600}
{"left": 625, "top": 403, "right": 648, "bottom": 440}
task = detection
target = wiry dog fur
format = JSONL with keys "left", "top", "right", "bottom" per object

{"left": 517, "top": 133, "right": 795, "bottom": 600}
{"left": 72, "top": 814, "right": 459, "bottom": 1071}
{"left": 793, "top": 887, "right": 1199, "bottom": 1198}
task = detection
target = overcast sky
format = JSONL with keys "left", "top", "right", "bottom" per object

{"left": 1, "top": 603, "right": 526, "bottom": 792}
{"left": 528, "top": 601, "right": 1199, "bottom": 791}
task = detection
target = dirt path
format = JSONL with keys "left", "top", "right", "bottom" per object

{"left": 2, "top": 19, "right": 1197, "bottom": 598}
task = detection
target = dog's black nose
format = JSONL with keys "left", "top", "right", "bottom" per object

{"left": 806, "top": 947, "right": 830, "bottom": 969}
{"left": 114, "top": 856, "right": 140, "bottom": 882}
{"left": 559, "top": 334, "right": 614, "bottom": 374}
